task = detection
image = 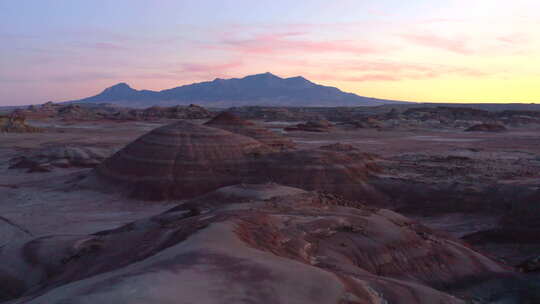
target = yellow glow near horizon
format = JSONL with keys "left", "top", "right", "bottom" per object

{"left": 331, "top": 76, "right": 540, "bottom": 103}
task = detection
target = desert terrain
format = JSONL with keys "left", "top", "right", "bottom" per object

{"left": 1, "top": 103, "right": 539, "bottom": 303}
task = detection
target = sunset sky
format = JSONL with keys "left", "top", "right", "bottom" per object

{"left": 1, "top": 0, "right": 539, "bottom": 105}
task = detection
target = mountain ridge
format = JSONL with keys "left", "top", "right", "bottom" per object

{"left": 67, "top": 72, "right": 409, "bottom": 107}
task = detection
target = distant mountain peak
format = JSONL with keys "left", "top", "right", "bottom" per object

{"left": 243, "top": 72, "right": 282, "bottom": 80}
{"left": 111, "top": 82, "right": 132, "bottom": 89}
{"left": 261, "top": 72, "right": 279, "bottom": 77}
{"left": 285, "top": 76, "right": 314, "bottom": 85}
{"left": 70, "top": 72, "right": 407, "bottom": 107}
{"left": 103, "top": 83, "right": 135, "bottom": 93}
{"left": 287, "top": 76, "right": 307, "bottom": 80}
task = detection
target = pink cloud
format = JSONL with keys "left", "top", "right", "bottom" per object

{"left": 179, "top": 61, "right": 244, "bottom": 73}
{"left": 346, "top": 61, "right": 434, "bottom": 73}
{"left": 400, "top": 33, "right": 471, "bottom": 54}
{"left": 497, "top": 33, "right": 528, "bottom": 44}
{"left": 132, "top": 73, "right": 181, "bottom": 80}
{"left": 213, "top": 32, "right": 383, "bottom": 55}
{"left": 309, "top": 60, "right": 489, "bottom": 83}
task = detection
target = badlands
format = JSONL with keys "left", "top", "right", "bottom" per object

{"left": 1, "top": 103, "right": 540, "bottom": 303}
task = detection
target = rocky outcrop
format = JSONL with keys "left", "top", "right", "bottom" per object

{"left": 228, "top": 106, "right": 325, "bottom": 121}
{"left": 57, "top": 104, "right": 86, "bottom": 118}
{"left": 9, "top": 145, "right": 113, "bottom": 172}
{"left": 111, "top": 104, "right": 212, "bottom": 121}
{"left": 343, "top": 117, "right": 383, "bottom": 129}
{"left": 56, "top": 104, "right": 111, "bottom": 121}
{"left": 9, "top": 159, "right": 52, "bottom": 173}
{"left": 340, "top": 106, "right": 540, "bottom": 130}
{"left": 137, "top": 104, "right": 213, "bottom": 120}
{"left": 403, "top": 107, "right": 494, "bottom": 122}
{"left": 21, "top": 101, "right": 62, "bottom": 119}
{"left": 0, "top": 185, "right": 525, "bottom": 303}
{"left": 19, "top": 102, "right": 213, "bottom": 121}
{"left": 0, "top": 111, "right": 42, "bottom": 133}
{"left": 20, "top": 102, "right": 107, "bottom": 120}
{"left": 285, "top": 119, "right": 335, "bottom": 132}
{"left": 205, "top": 112, "right": 295, "bottom": 150}
{"left": 88, "top": 121, "right": 273, "bottom": 200}
{"left": 88, "top": 120, "right": 386, "bottom": 203}
{"left": 498, "top": 110, "right": 540, "bottom": 126}
{"left": 172, "top": 104, "right": 213, "bottom": 119}
{"left": 248, "top": 143, "right": 386, "bottom": 205}
{"left": 465, "top": 123, "right": 507, "bottom": 132}
{"left": 369, "top": 150, "right": 540, "bottom": 215}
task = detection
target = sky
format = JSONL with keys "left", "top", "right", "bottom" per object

{"left": 1, "top": 0, "right": 539, "bottom": 105}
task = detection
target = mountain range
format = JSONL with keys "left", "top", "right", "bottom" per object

{"left": 68, "top": 72, "right": 408, "bottom": 107}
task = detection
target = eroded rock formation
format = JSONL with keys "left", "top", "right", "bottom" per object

{"left": 0, "top": 184, "right": 527, "bottom": 303}
{"left": 88, "top": 121, "right": 383, "bottom": 203}
{"left": 465, "top": 123, "right": 507, "bottom": 132}
{"left": 88, "top": 121, "right": 273, "bottom": 200}
{"left": 9, "top": 145, "right": 113, "bottom": 172}
{"left": 135, "top": 104, "right": 213, "bottom": 120}
{"left": 462, "top": 190, "right": 540, "bottom": 269}
{"left": 205, "top": 112, "right": 295, "bottom": 150}
{"left": 18, "top": 102, "right": 213, "bottom": 121}
{"left": 248, "top": 143, "right": 386, "bottom": 206}
{"left": 285, "top": 119, "right": 335, "bottom": 132}
{"left": 0, "top": 111, "right": 42, "bottom": 133}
